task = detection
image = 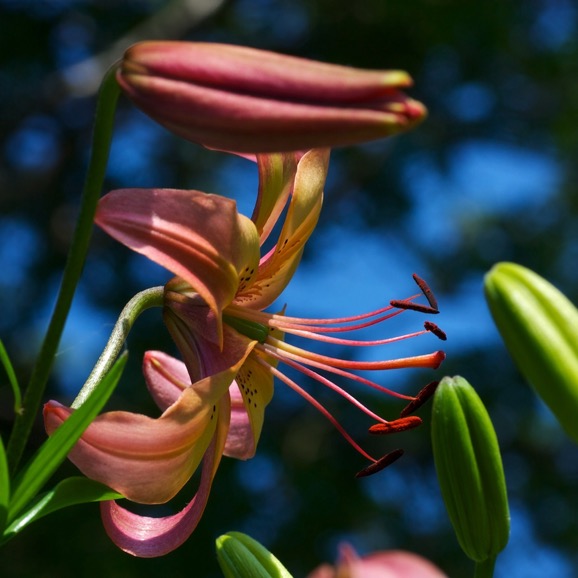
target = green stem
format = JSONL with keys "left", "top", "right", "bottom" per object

{"left": 474, "top": 556, "right": 496, "bottom": 578}
{"left": 72, "top": 286, "right": 164, "bottom": 408}
{"left": 6, "top": 64, "right": 121, "bottom": 472}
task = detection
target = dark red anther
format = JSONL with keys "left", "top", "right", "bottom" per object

{"left": 390, "top": 299, "right": 439, "bottom": 314}
{"left": 355, "top": 449, "right": 404, "bottom": 478}
{"left": 400, "top": 380, "right": 440, "bottom": 417}
{"left": 412, "top": 273, "right": 438, "bottom": 310}
{"left": 368, "top": 415, "right": 423, "bottom": 434}
{"left": 424, "top": 321, "right": 447, "bottom": 341}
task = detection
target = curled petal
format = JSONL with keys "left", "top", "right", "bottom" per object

{"left": 44, "top": 393, "right": 216, "bottom": 505}
{"left": 143, "top": 350, "right": 190, "bottom": 412}
{"left": 280, "top": 149, "right": 330, "bottom": 246}
{"left": 143, "top": 351, "right": 256, "bottom": 460}
{"left": 43, "top": 349, "right": 246, "bottom": 504}
{"left": 101, "top": 412, "right": 226, "bottom": 558}
{"left": 96, "top": 188, "right": 260, "bottom": 323}
{"left": 236, "top": 149, "right": 329, "bottom": 309}
{"left": 251, "top": 153, "right": 299, "bottom": 245}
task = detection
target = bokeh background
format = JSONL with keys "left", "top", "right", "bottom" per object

{"left": 2, "top": 0, "right": 578, "bottom": 576}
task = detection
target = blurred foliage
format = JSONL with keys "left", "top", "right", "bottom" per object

{"left": 2, "top": 0, "right": 578, "bottom": 576}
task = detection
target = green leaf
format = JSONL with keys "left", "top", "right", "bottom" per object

{"left": 1, "top": 476, "right": 122, "bottom": 544}
{"left": 7, "top": 353, "right": 127, "bottom": 523}
{"left": 0, "top": 436, "right": 9, "bottom": 533}
{"left": 0, "top": 339, "right": 22, "bottom": 415}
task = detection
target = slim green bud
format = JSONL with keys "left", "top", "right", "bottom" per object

{"left": 216, "top": 532, "right": 293, "bottom": 578}
{"left": 431, "top": 376, "right": 509, "bottom": 566}
{"left": 484, "top": 262, "right": 578, "bottom": 443}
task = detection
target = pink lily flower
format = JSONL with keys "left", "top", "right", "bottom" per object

{"left": 45, "top": 149, "right": 445, "bottom": 556}
{"left": 117, "top": 41, "right": 427, "bottom": 153}
{"left": 307, "top": 543, "right": 448, "bottom": 578}
{"left": 95, "top": 147, "right": 445, "bottom": 471}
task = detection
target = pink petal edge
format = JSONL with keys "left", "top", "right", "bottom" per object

{"left": 100, "top": 435, "right": 217, "bottom": 558}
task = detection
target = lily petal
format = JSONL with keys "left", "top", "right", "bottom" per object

{"left": 342, "top": 551, "right": 448, "bottom": 578}
{"left": 251, "top": 153, "right": 299, "bottom": 245}
{"left": 44, "top": 394, "right": 216, "bottom": 504}
{"left": 143, "top": 350, "right": 190, "bottom": 412}
{"left": 43, "top": 339, "right": 250, "bottom": 504}
{"left": 101, "top": 397, "right": 230, "bottom": 558}
{"left": 164, "top": 293, "right": 270, "bottom": 452}
{"left": 143, "top": 349, "right": 256, "bottom": 460}
{"left": 121, "top": 42, "right": 415, "bottom": 104}
{"left": 164, "top": 292, "right": 258, "bottom": 381}
{"left": 237, "top": 149, "right": 329, "bottom": 309}
{"left": 99, "top": 469, "right": 210, "bottom": 558}
{"left": 96, "top": 188, "right": 260, "bottom": 322}
{"left": 307, "top": 544, "right": 448, "bottom": 578}
{"left": 233, "top": 352, "right": 275, "bottom": 453}
{"left": 223, "top": 382, "right": 256, "bottom": 459}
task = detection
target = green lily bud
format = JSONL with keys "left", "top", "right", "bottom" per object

{"left": 484, "top": 262, "right": 578, "bottom": 443}
{"left": 431, "top": 376, "right": 509, "bottom": 567}
{"left": 216, "top": 531, "right": 293, "bottom": 578}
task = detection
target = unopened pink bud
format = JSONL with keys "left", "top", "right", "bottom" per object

{"left": 117, "top": 41, "right": 427, "bottom": 153}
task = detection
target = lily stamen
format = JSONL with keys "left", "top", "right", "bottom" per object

{"left": 390, "top": 299, "right": 440, "bottom": 314}
{"left": 227, "top": 294, "right": 404, "bottom": 331}
{"left": 260, "top": 352, "right": 394, "bottom": 424}
{"left": 265, "top": 337, "right": 446, "bottom": 371}
{"left": 239, "top": 293, "right": 446, "bottom": 467}
{"left": 400, "top": 380, "right": 441, "bottom": 417}
{"left": 412, "top": 273, "right": 439, "bottom": 309}
{"left": 270, "top": 326, "right": 437, "bottom": 346}
{"left": 356, "top": 449, "right": 405, "bottom": 478}
{"left": 260, "top": 343, "right": 414, "bottom": 399}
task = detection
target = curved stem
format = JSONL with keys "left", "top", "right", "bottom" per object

{"left": 72, "top": 286, "right": 164, "bottom": 408}
{"left": 6, "top": 64, "right": 121, "bottom": 472}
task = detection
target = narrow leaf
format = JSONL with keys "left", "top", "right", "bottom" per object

{"left": 7, "top": 353, "right": 127, "bottom": 522}
{"left": 2, "top": 476, "right": 121, "bottom": 544}
{"left": 0, "top": 339, "right": 22, "bottom": 414}
{"left": 0, "top": 436, "right": 9, "bottom": 533}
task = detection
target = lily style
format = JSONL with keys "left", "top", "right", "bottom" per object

{"left": 44, "top": 149, "right": 445, "bottom": 556}
{"left": 117, "top": 41, "right": 427, "bottom": 153}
